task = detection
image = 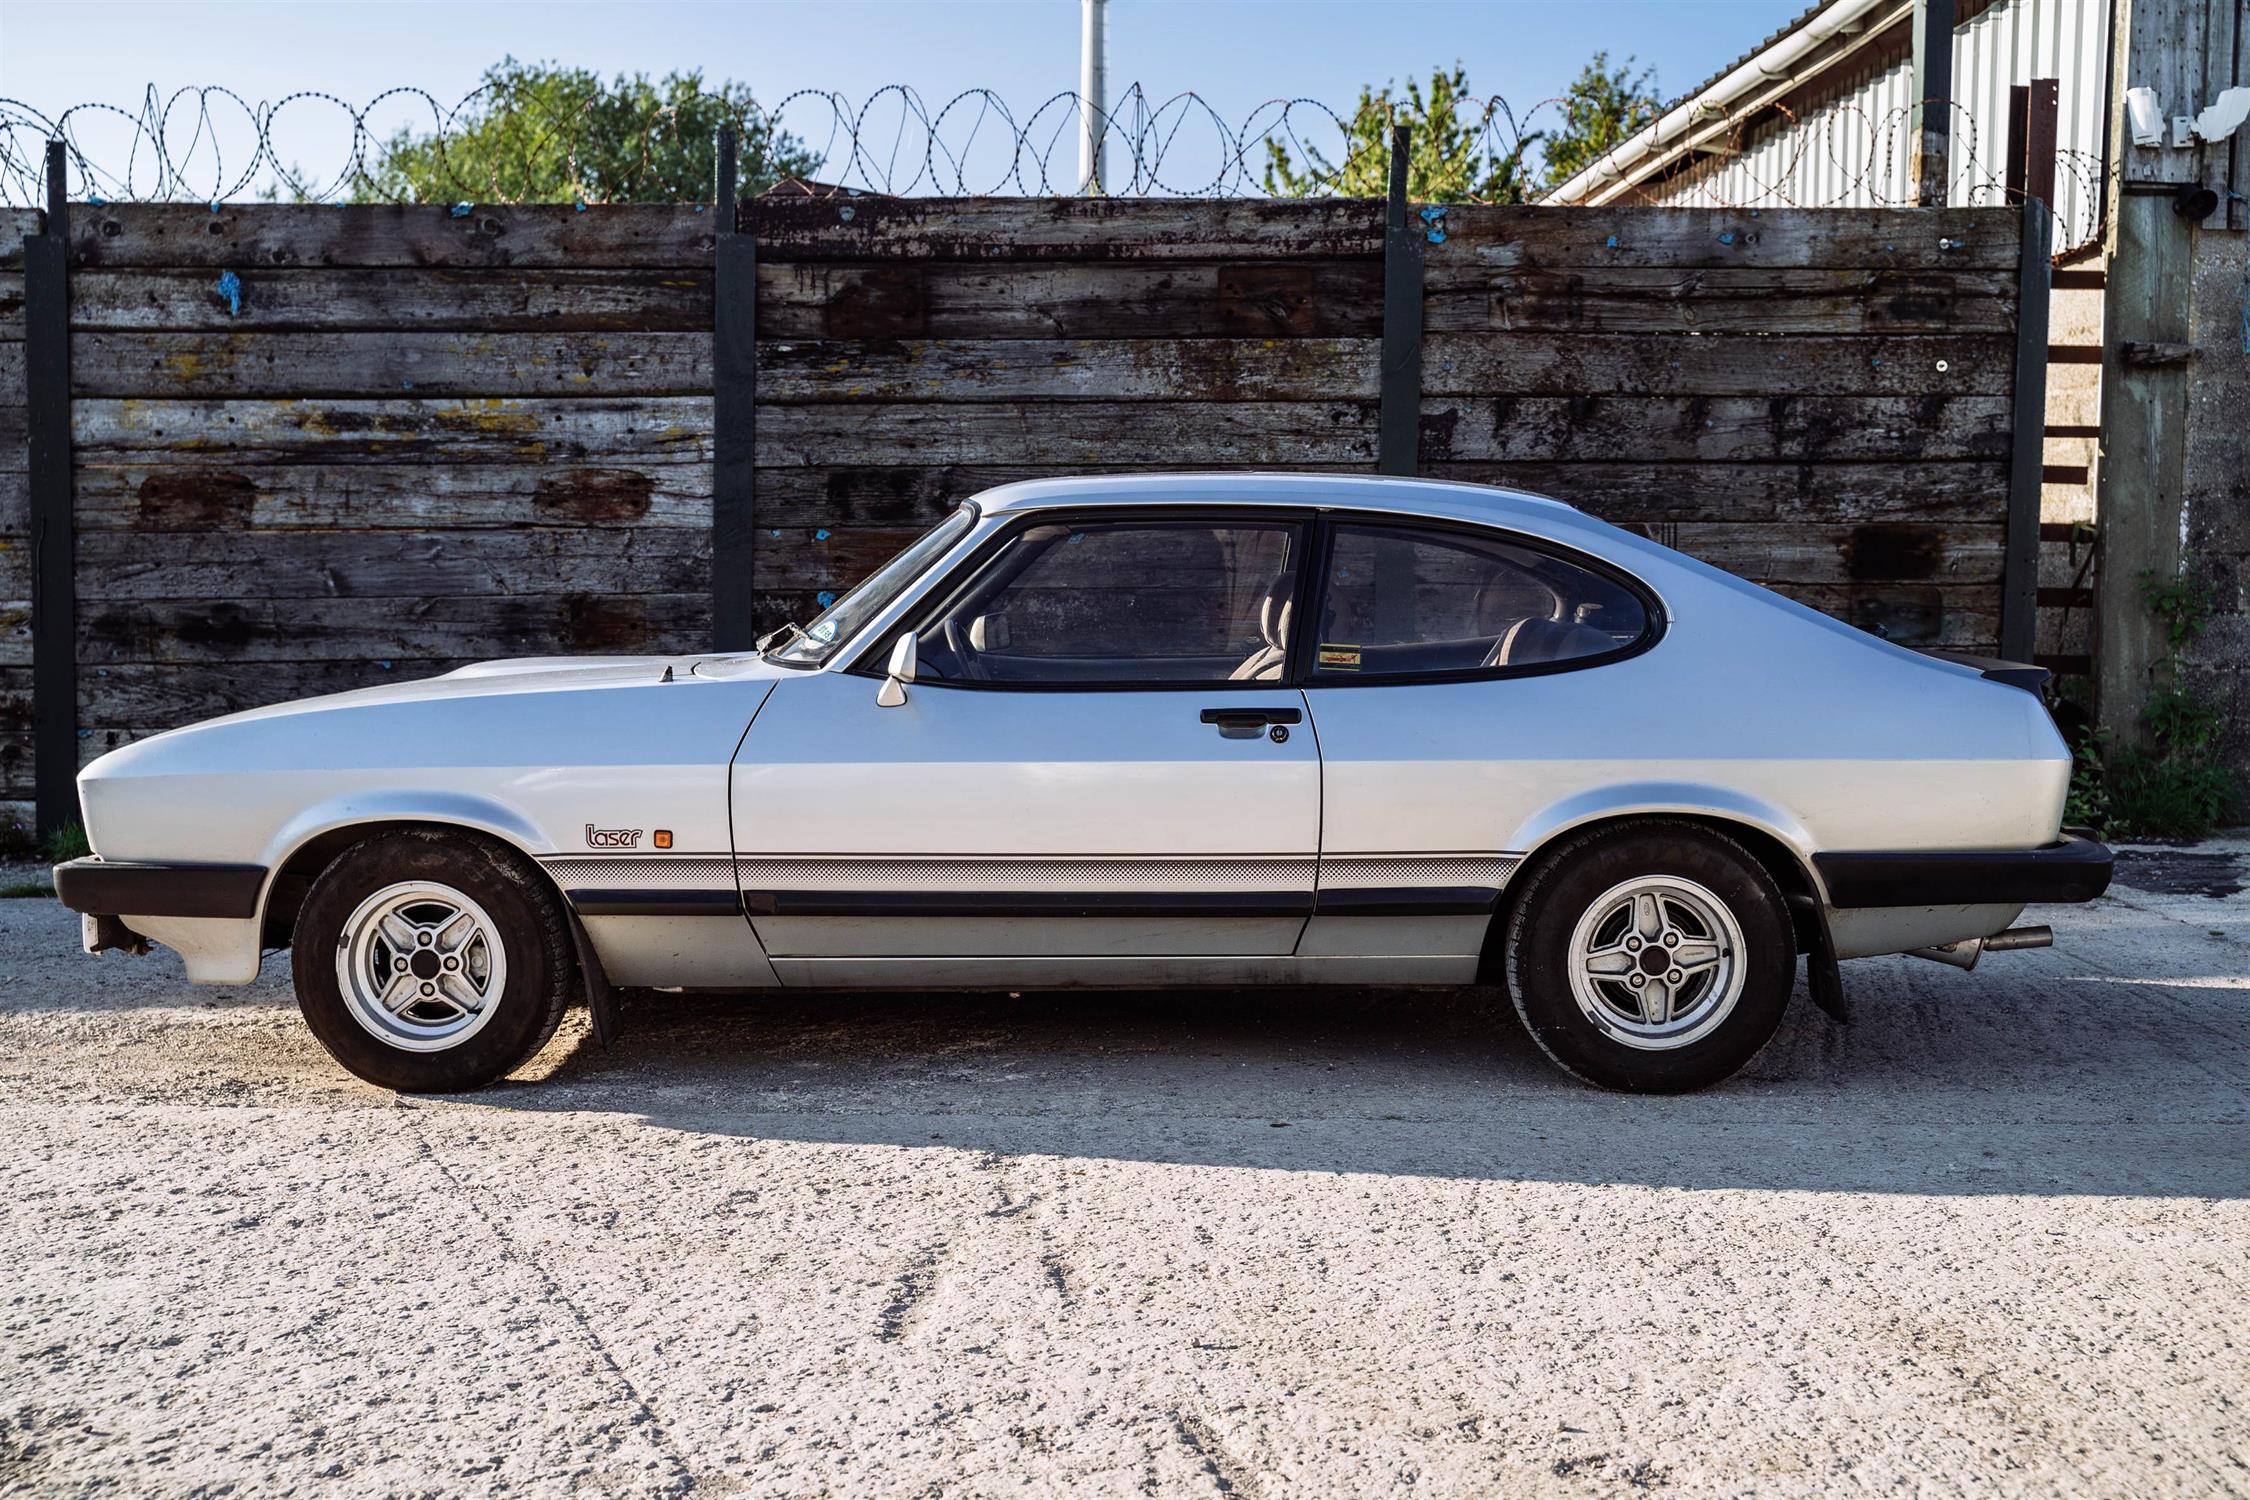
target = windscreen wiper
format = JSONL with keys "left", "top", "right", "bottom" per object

{"left": 754, "top": 622, "right": 805, "bottom": 655}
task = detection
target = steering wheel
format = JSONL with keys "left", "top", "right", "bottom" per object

{"left": 940, "top": 616, "right": 986, "bottom": 681}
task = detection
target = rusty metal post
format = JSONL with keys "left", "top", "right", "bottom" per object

{"left": 1910, "top": 0, "right": 1956, "bottom": 207}
{"left": 1376, "top": 124, "right": 1422, "bottom": 477}
{"left": 711, "top": 126, "right": 758, "bottom": 649}
{"left": 2000, "top": 196, "right": 2053, "bottom": 662}
{"left": 25, "top": 141, "right": 76, "bottom": 837}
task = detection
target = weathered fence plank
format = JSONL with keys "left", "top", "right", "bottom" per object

{"left": 75, "top": 461, "right": 712, "bottom": 530}
{"left": 76, "top": 528, "right": 711, "bottom": 599}
{"left": 73, "top": 397, "right": 713, "bottom": 464}
{"left": 1782, "top": 584, "right": 2000, "bottom": 645}
{"left": 754, "top": 401, "right": 1377, "bottom": 467}
{"left": 72, "top": 330, "right": 714, "bottom": 399}
{"left": 747, "top": 463, "right": 1375, "bottom": 526}
{"left": 1424, "top": 268, "right": 2018, "bottom": 334}
{"left": 79, "top": 593, "right": 713, "bottom": 662}
{"left": 757, "top": 261, "right": 1383, "bottom": 339}
{"left": 1427, "top": 205, "right": 2019, "bottom": 270}
{"left": 1422, "top": 332, "right": 2014, "bottom": 397}
{"left": 76, "top": 660, "right": 474, "bottom": 727}
{"left": 0, "top": 272, "right": 23, "bottom": 339}
{"left": 1419, "top": 396, "right": 2011, "bottom": 463}
{"left": 746, "top": 197, "right": 1386, "bottom": 260}
{"left": 761, "top": 337, "right": 1377, "bottom": 402}
{"left": 0, "top": 211, "right": 40, "bottom": 264}
{"left": 69, "top": 269, "right": 713, "bottom": 332}
{"left": 68, "top": 204, "right": 719, "bottom": 269}
{"left": 1382, "top": 461, "right": 2012, "bottom": 523}
{"left": 74, "top": 331, "right": 1384, "bottom": 402}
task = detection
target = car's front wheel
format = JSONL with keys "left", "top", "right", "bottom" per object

{"left": 293, "top": 829, "right": 575, "bottom": 1092}
{"left": 1503, "top": 819, "right": 1795, "bottom": 1092}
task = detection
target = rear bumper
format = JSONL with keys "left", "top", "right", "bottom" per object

{"left": 1812, "top": 834, "right": 2114, "bottom": 909}
{"left": 52, "top": 858, "right": 267, "bottom": 920}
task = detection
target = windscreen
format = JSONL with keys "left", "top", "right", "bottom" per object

{"left": 769, "top": 505, "right": 978, "bottom": 666}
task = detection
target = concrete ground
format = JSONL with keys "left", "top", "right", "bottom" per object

{"left": 2, "top": 843, "right": 2246, "bottom": 1498}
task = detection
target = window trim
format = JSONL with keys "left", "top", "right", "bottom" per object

{"left": 1297, "top": 511, "right": 1667, "bottom": 688}
{"left": 845, "top": 505, "right": 1318, "bottom": 693}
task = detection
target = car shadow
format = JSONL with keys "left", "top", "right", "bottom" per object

{"left": 502, "top": 952, "right": 2250, "bottom": 1201}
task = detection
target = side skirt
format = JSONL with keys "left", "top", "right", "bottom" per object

{"left": 766, "top": 954, "right": 1482, "bottom": 989}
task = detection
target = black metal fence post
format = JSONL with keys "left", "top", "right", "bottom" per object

{"left": 25, "top": 141, "right": 76, "bottom": 836}
{"left": 2000, "top": 195, "right": 2053, "bottom": 663}
{"left": 711, "top": 127, "right": 758, "bottom": 649}
{"left": 1376, "top": 123, "right": 1422, "bottom": 477}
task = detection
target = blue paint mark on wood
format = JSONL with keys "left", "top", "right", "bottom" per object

{"left": 214, "top": 270, "right": 243, "bottom": 316}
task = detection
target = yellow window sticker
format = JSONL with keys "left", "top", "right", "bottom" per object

{"left": 1318, "top": 643, "right": 1363, "bottom": 671}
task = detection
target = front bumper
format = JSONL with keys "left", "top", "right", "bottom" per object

{"left": 53, "top": 858, "right": 271, "bottom": 984}
{"left": 1812, "top": 833, "right": 2114, "bottom": 909}
{"left": 52, "top": 858, "right": 267, "bottom": 920}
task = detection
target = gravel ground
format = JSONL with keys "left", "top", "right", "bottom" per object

{"left": 3, "top": 843, "right": 2247, "bottom": 1498}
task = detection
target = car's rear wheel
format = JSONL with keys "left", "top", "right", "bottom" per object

{"left": 293, "top": 829, "right": 574, "bottom": 1092}
{"left": 1503, "top": 819, "right": 1794, "bottom": 1092}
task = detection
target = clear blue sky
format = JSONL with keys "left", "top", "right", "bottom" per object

{"left": 0, "top": 0, "right": 1804, "bottom": 195}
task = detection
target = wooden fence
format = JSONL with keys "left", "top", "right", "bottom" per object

{"left": 4, "top": 187, "right": 2041, "bottom": 818}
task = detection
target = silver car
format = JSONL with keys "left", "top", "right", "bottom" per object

{"left": 54, "top": 474, "right": 2112, "bottom": 1093}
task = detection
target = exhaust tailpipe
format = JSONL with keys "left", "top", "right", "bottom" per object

{"left": 1905, "top": 925, "right": 2053, "bottom": 971}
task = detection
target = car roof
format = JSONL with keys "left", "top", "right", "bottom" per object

{"left": 971, "top": 472, "right": 1583, "bottom": 531}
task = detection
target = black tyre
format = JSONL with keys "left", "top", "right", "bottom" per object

{"left": 293, "top": 829, "right": 575, "bottom": 1092}
{"left": 1503, "top": 819, "right": 1794, "bottom": 1093}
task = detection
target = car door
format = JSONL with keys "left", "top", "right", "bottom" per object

{"left": 1297, "top": 517, "right": 1662, "bottom": 980}
{"left": 730, "top": 510, "right": 1321, "bottom": 984}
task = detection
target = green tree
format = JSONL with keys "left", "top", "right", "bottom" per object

{"left": 364, "top": 58, "right": 816, "bottom": 204}
{"left": 1539, "top": 52, "right": 1663, "bottom": 193}
{"left": 1261, "top": 65, "right": 1540, "bottom": 203}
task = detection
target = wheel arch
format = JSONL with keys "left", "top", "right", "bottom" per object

{"left": 255, "top": 793, "right": 560, "bottom": 950}
{"left": 1482, "top": 793, "right": 1825, "bottom": 979}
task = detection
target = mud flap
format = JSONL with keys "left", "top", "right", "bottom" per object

{"left": 565, "top": 909, "right": 621, "bottom": 1047}
{"left": 1793, "top": 895, "right": 1849, "bottom": 1026}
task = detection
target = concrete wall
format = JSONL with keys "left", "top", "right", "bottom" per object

{"left": 2181, "top": 226, "right": 2250, "bottom": 787}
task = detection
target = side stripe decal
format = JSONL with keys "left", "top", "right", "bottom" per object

{"left": 544, "top": 853, "right": 1522, "bottom": 919}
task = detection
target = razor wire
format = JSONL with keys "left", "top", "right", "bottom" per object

{"left": 0, "top": 80, "right": 2104, "bottom": 255}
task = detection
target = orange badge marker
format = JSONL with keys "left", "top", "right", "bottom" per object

{"left": 653, "top": 830, "right": 673, "bottom": 850}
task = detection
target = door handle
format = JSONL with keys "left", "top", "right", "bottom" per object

{"left": 1201, "top": 706, "right": 1302, "bottom": 740}
{"left": 1197, "top": 706, "right": 1305, "bottom": 724}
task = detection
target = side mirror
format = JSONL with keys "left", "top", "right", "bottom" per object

{"left": 876, "top": 630, "right": 918, "bottom": 707}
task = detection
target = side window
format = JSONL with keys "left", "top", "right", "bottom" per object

{"left": 915, "top": 518, "right": 1302, "bottom": 685}
{"left": 1313, "top": 524, "right": 1649, "bottom": 677}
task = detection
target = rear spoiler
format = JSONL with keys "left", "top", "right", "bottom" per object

{"left": 1914, "top": 650, "right": 2052, "bottom": 695}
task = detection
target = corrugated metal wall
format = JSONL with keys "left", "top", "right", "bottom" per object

{"left": 1655, "top": 0, "right": 2111, "bottom": 253}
